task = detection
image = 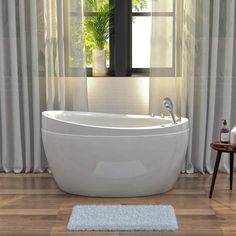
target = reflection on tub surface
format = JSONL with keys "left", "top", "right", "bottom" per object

{"left": 93, "top": 160, "right": 147, "bottom": 179}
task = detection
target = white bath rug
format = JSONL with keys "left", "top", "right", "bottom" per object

{"left": 67, "top": 205, "right": 178, "bottom": 231}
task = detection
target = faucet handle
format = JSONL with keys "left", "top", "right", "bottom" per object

{"left": 163, "top": 97, "right": 177, "bottom": 124}
{"left": 163, "top": 97, "right": 174, "bottom": 111}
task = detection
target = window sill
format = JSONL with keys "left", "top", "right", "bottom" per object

{"left": 87, "top": 76, "right": 150, "bottom": 80}
{"left": 87, "top": 74, "right": 149, "bottom": 78}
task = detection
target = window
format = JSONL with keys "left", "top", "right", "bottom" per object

{"left": 132, "top": 1, "right": 152, "bottom": 70}
{"left": 70, "top": 0, "right": 179, "bottom": 76}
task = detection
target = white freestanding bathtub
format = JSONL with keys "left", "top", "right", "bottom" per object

{"left": 42, "top": 111, "right": 189, "bottom": 197}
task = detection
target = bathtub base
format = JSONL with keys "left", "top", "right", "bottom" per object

{"left": 58, "top": 181, "right": 177, "bottom": 198}
{"left": 42, "top": 127, "right": 188, "bottom": 197}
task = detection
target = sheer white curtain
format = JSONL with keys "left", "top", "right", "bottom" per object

{"left": 183, "top": 0, "right": 236, "bottom": 173}
{"left": 149, "top": 0, "right": 184, "bottom": 120}
{"left": 0, "top": 0, "right": 87, "bottom": 172}
{"left": 150, "top": 0, "right": 236, "bottom": 173}
{"left": 44, "top": 0, "right": 88, "bottom": 111}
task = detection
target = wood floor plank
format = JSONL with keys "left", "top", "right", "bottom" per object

{"left": 0, "top": 209, "right": 59, "bottom": 216}
{"left": 0, "top": 189, "right": 64, "bottom": 194}
{"left": 0, "top": 173, "right": 236, "bottom": 235}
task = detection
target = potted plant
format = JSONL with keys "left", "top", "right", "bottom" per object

{"left": 84, "top": 0, "right": 114, "bottom": 76}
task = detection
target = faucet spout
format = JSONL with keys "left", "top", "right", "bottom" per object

{"left": 163, "top": 97, "right": 177, "bottom": 124}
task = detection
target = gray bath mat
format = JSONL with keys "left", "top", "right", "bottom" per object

{"left": 67, "top": 205, "right": 178, "bottom": 231}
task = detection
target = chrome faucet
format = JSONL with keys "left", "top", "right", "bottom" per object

{"left": 163, "top": 97, "right": 177, "bottom": 124}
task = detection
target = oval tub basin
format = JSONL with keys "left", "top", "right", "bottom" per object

{"left": 42, "top": 111, "right": 189, "bottom": 197}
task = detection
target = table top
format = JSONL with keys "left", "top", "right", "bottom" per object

{"left": 211, "top": 141, "right": 236, "bottom": 153}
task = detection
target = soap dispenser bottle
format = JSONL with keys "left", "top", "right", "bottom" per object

{"left": 220, "top": 120, "right": 230, "bottom": 143}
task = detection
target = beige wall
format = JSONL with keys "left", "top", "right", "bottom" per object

{"left": 87, "top": 77, "right": 150, "bottom": 115}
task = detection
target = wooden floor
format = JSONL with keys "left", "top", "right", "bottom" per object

{"left": 0, "top": 173, "right": 236, "bottom": 236}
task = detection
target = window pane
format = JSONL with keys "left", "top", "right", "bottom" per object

{"left": 84, "top": 0, "right": 107, "bottom": 12}
{"left": 151, "top": 16, "right": 173, "bottom": 68}
{"left": 132, "top": 16, "right": 151, "bottom": 68}
{"left": 152, "top": 0, "right": 173, "bottom": 12}
{"left": 132, "top": 0, "right": 151, "bottom": 12}
{"left": 133, "top": 0, "right": 174, "bottom": 13}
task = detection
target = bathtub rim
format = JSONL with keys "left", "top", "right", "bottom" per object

{"left": 42, "top": 127, "right": 189, "bottom": 138}
{"left": 42, "top": 110, "right": 188, "bottom": 131}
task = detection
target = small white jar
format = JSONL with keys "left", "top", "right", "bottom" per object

{"left": 230, "top": 126, "right": 236, "bottom": 146}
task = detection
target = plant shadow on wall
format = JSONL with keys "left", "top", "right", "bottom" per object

{"left": 83, "top": 0, "right": 148, "bottom": 76}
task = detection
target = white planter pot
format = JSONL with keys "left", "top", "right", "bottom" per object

{"left": 92, "top": 49, "right": 107, "bottom": 76}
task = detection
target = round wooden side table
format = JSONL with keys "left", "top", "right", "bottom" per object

{"left": 209, "top": 141, "right": 236, "bottom": 198}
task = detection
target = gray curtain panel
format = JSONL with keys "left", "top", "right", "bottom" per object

{"left": 150, "top": 0, "right": 236, "bottom": 173}
{"left": 0, "top": 0, "right": 88, "bottom": 172}
{"left": 183, "top": 0, "right": 236, "bottom": 173}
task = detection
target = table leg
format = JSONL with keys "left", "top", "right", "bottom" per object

{"left": 209, "top": 151, "right": 222, "bottom": 198}
{"left": 230, "top": 153, "right": 234, "bottom": 190}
